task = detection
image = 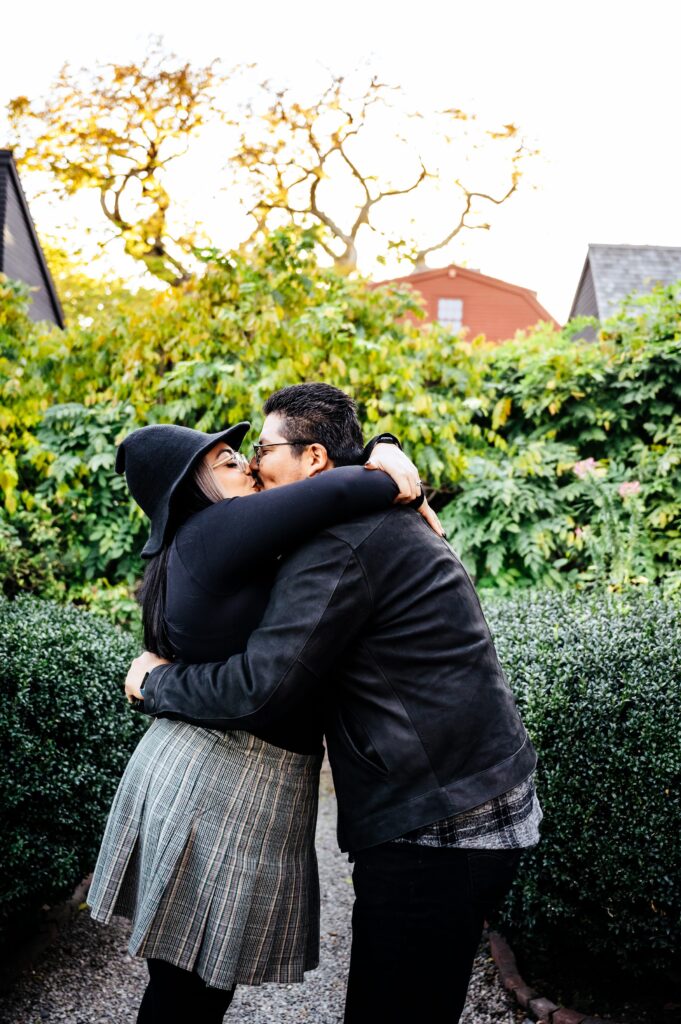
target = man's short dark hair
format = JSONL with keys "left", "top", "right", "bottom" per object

{"left": 263, "top": 383, "right": 364, "bottom": 465}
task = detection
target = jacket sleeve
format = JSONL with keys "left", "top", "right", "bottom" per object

{"left": 142, "top": 533, "right": 373, "bottom": 729}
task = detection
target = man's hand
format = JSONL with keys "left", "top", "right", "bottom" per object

{"left": 125, "top": 650, "right": 170, "bottom": 702}
{"left": 365, "top": 443, "right": 421, "bottom": 503}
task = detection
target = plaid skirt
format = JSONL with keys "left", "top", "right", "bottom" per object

{"left": 88, "top": 718, "right": 322, "bottom": 990}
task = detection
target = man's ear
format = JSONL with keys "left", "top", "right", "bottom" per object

{"left": 307, "top": 443, "right": 333, "bottom": 476}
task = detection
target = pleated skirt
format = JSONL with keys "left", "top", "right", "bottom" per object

{"left": 88, "top": 718, "right": 322, "bottom": 991}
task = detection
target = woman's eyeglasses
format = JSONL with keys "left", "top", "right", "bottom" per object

{"left": 213, "top": 450, "right": 251, "bottom": 473}
{"left": 251, "top": 440, "right": 315, "bottom": 465}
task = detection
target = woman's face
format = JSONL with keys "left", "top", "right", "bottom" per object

{"left": 204, "top": 442, "right": 259, "bottom": 499}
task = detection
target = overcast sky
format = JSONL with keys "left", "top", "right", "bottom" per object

{"left": 2, "top": 0, "right": 680, "bottom": 322}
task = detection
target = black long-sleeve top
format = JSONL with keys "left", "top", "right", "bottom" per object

{"left": 162, "top": 466, "right": 398, "bottom": 754}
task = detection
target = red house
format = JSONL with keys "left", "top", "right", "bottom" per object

{"left": 375, "top": 264, "right": 558, "bottom": 342}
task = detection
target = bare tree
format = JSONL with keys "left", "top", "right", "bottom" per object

{"left": 228, "top": 74, "right": 531, "bottom": 274}
{"left": 8, "top": 56, "right": 531, "bottom": 283}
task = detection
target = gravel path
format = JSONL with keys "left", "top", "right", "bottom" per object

{"left": 0, "top": 769, "right": 524, "bottom": 1023}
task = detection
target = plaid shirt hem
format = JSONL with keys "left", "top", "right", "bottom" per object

{"left": 390, "top": 774, "right": 542, "bottom": 850}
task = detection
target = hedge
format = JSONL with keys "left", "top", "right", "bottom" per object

{"left": 0, "top": 596, "right": 144, "bottom": 943}
{"left": 1, "top": 587, "right": 679, "bottom": 985}
{"left": 484, "top": 589, "right": 681, "bottom": 980}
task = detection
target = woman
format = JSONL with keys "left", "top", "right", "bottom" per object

{"left": 88, "top": 420, "right": 433, "bottom": 1023}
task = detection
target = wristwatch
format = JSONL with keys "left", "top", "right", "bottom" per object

{"left": 362, "top": 433, "right": 403, "bottom": 462}
{"left": 129, "top": 671, "right": 149, "bottom": 712}
{"left": 363, "top": 433, "right": 425, "bottom": 509}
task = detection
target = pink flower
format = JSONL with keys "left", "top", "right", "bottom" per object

{"left": 575, "top": 527, "right": 585, "bottom": 538}
{"left": 573, "top": 457, "right": 597, "bottom": 479}
{"left": 618, "top": 480, "right": 641, "bottom": 498}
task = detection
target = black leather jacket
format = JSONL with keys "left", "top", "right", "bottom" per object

{"left": 143, "top": 507, "right": 537, "bottom": 852}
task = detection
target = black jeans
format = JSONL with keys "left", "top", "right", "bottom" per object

{"left": 136, "top": 958, "right": 236, "bottom": 1024}
{"left": 344, "top": 842, "right": 522, "bottom": 1024}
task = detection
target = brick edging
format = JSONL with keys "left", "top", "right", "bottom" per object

{"left": 488, "top": 930, "right": 625, "bottom": 1024}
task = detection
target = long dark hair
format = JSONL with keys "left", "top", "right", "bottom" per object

{"left": 137, "top": 459, "right": 224, "bottom": 658}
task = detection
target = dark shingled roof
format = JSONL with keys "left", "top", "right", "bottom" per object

{"left": 0, "top": 149, "right": 64, "bottom": 328}
{"left": 570, "top": 243, "right": 681, "bottom": 321}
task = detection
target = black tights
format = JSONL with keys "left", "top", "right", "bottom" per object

{"left": 137, "top": 958, "right": 236, "bottom": 1024}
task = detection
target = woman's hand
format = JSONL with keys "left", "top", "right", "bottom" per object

{"left": 418, "top": 497, "right": 446, "bottom": 538}
{"left": 125, "top": 650, "right": 170, "bottom": 702}
{"left": 364, "top": 442, "right": 421, "bottom": 502}
{"left": 365, "top": 443, "right": 445, "bottom": 537}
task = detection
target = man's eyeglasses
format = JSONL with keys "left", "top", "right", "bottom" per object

{"left": 252, "top": 440, "right": 315, "bottom": 465}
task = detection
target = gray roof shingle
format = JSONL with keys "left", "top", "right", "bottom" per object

{"left": 570, "top": 243, "right": 681, "bottom": 321}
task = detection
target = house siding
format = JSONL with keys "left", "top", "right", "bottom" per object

{"left": 377, "top": 266, "right": 558, "bottom": 342}
{"left": 0, "top": 151, "right": 64, "bottom": 327}
{"left": 0, "top": 162, "right": 8, "bottom": 271}
{"left": 570, "top": 259, "right": 599, "bottom": 318}
{"left": 2, "top": 172, "right": 58, "bottom": 324}
{"left": 417, "top": 274, "right": 551, "bottom": 341}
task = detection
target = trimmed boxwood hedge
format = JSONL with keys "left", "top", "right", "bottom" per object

{"left": 0, "top": 596, "right": 145, "bottom": 943}
{"left": 2, "top": 588, "right": 678, "bottom": 983}
{"left": 484, "top": 589, "right": 681, "bottom": 981}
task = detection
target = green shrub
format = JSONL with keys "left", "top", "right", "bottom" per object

{"left": 1, "top": 229, "right": 483, "bottom": 616}
{"left": 31, "top": 402, "right": 146, "bottom": 587}
{"left": 439, "top": 439, "right": 580, "bottom": 589}
{"left": 2, "top": 234, "right": 681, "bottom": 606}
{"left": 484, "top": 589, "right": 681, "bottom": 981}
{"left": 0, "top": 596, "right": 145, "bottom": 942}
{"left": 441, "top": 284, "right": 681, "bottom": 590}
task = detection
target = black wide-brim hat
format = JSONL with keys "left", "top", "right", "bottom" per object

{"left": 115, "top": 421, "right": 250, "bottom": 557}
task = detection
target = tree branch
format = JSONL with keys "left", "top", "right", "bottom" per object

{"left": 411, "top": 161, "right": 521, "bottom": 270}
{"left": 309, "top": 174, "right": 352, "bottom": 246}
{"left": 347, "top": 161, "right": 429, "bottom": 242}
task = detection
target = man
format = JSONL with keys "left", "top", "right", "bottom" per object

{"left": 127, "top": 383, "right": 541, "bottom": 1023}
